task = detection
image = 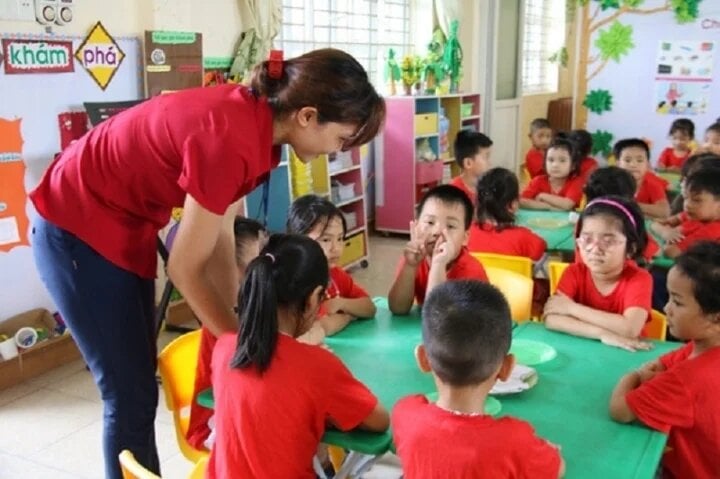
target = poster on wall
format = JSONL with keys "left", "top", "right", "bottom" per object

{"left": 654, "top": 40, "right": 715, "bottom": 115}
{"left": 0, "top": 118, "right": 30, "bottom": 252}
{"left": 75, "top": 21, "right": 126, "bottom": 90}
{"left": 1, "top": 39, "right": 74, "bottom": 74}
{"left": 143, "top": 31, "right": 203, "bottom": 97}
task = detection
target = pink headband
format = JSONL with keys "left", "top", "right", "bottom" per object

{"left": 586, "top": 198, "right": 637, "bottom": 228}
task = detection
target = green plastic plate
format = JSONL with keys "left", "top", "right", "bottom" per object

{"left": 426, "top": 392, "right": 502, "bottom": 416}
{"left": 510, "top": 339, "right": 557, "bottom": 365}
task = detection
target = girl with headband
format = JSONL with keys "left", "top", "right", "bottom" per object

{"left": 543, "top": 196, "right": 654, "bottom": 352}
{"left": 30, "top": 48, "right": 384, "bottom": 478}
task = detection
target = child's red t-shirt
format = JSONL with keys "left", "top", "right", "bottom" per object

{"left": 186, "top": 327, "right": 217, "bottom": 450}
{"left": 626, "top": 343, "right": 720, "bottom": 479}
{"left": 521, "top": 175, "right": 585, "bottom": 208}
{"left": 579, "top": 156, "right": 598, "bottom": 178}
{"left": 525, "top": 148, "right": 545, "bottom": 178}
{"left": 676, "top": 219, "right": 720, "bottom": 252}
{"left": 657, "top": 147, "right": 690, "bottom": 169}
{"left": 635, "top": 171, "right": 669, "bottom": 205}
{"left": 468, "top": 221, "right": 547, "bottom": 261}
{"left": 449, "top": 176, "right": 477, "bottom": 206}
{"left": 318, "top": 266, "right": 370, "bottom": 317}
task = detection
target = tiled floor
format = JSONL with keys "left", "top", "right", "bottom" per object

{"left": 0, "top": 234, "right": 406, "bottom": 479}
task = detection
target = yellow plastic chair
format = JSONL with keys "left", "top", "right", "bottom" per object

{"left": 646, "top": 310, "right": 668, "bottom": 342}
{"left": 471, "top": 252, "right": 533, "bottom": 279}
{"left": 119, "top": 450, "right": 161, "bottom": 479}
{"left": 485, "top": 266, "right": 533, "bottom": 322}
{"left": 521, "top": 165, "right": 531, "bottom": 186}
{"left": 549, "top": 261, "right": 570, "bottom": 295}
{"left": 157, "top": 330, "right": 209, "bottom": 462}
{"left": 188, "top": 456, "right": 208, "bottom": 479}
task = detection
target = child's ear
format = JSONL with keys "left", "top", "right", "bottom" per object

{"left": 304, "top": 285, "right": 325, "bottom": 317}
{"left": 509, "top": 199, "right": 520, "bottom": 213}
{"left": 415, "top": 344, "right": 432, "bottom": 373}
{"left": 462, "top": 157, "right": 472, "bottom": 169}
{"left": 496, "top": 354, "right": 516, "bottom": 382}
{"left": 462, "top": 229, "right": 469, "bottom": 246}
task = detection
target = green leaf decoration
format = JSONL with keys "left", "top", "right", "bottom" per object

{"left": 584, "top": 89, "right": 614, "bottom": 114}
{"left": 595, "top": 21, "right": 634, "bottom": 62}
{"left": 621, "top": 0, "right": 644, "bottom": 7}
{"left": 597, "top": 0, "right": 620, "bottom": 10}
{"left": 548, "top": 47, "right": 569, "bottom": 68}
{"left": 671, "top": 0, "right": 702, "bottom": 24}
{"left": 591, "top": 130, "right": 614, "bottom": 157}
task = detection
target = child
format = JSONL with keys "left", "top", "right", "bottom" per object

{"left": 568, "top": 129, "right": 598, "bottom": 179}
{"left": 696, "top": 120, "right": 720, "bottom": 156}
{"left": 468, "top": 167, "right": 546, "bottom": 261}
{"left": 187, "top": 217, "right": 267, "bottom": 450}
{"left": 392, "top": 280, "right": 564, "bottom": 478}
{"left": 208, "top": 234, "right": 389, "bottom": 478}
{"left": 388, "top": 184, "right": 487, "bottom": 315}
{"left": 615, "top": 138, "right": 671, "bottom": 219}
{"left": 448, "top": 129, "right": 493, "bottom": 205}
{"left": 525, "top": 118, "right": 553, "bottom": 178}
{"left": 583, "top": 167, "right": 659, "bottom": 262}
{"left": 609, "top": 242, "right": 720, "bottom": 479}
{"left": 544, "top": 196, "right": 654, "bottom": 351}
{"left": 668, "top": 152, "right": 720, "bottom": 215}
{"left": 519, "top": 138, "right": 585, "bottom": 211}
{"left": 657, "top": 118, "right": 695, "bottom": 170}
{"left": 651, "top": 167, "right": 720, "bottom": 259}
{"left": 286, "top": 194, "right": 376, "bottom": 338}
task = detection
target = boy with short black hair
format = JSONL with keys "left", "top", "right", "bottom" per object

{"left": 449, "top": 129, "right": 493, "bottom": 205}
{"left": 525, "top": 118, "right": 553, "bottom": 178}
{"left": 615, "top": 138, "right": 671, "bottom": 218}
{"left": 388, "top": 185, "right": 487, "bottom": 315}
{"left": 392, "top": 280, "right": 564, "bottom": 478}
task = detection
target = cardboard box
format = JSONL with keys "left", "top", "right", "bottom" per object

{"left": 0, "top": 308, "right": 81, "bottom": 391}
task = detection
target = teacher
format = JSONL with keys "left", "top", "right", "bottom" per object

{"left": 29, "top": 48, "right": 384, "bottom": 479}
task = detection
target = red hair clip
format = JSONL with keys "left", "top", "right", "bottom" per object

{"left": 268, "top": 50, "right": 284, "bottom": 79}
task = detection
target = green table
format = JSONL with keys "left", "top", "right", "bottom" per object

{"left": 516, "top": 209, "right": 576, "bottom": 253}
{"left": 657, "top": 170, "right": 681, "bottom": 194}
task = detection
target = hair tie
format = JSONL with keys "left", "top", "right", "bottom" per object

{"left": 268, "top": 50, "right": 284, "bottom": 80}
{"left": 265, "top": 253, "right": 276, "bottom": 263}
{"left": 586, "top": 198, "right": 637, "bottom": 228}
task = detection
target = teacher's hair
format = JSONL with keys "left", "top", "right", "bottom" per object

{"left": 250, "top": 48, "right": 385, "bottom": 148}
{"left": 231, "top": 234, "right": 329, "bottom": 373}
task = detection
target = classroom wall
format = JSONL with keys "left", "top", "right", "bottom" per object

{"left": 0, "top": 0, "right": 246, "bottom": 321}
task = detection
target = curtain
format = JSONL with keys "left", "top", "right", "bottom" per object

{"left": 230, "top": 0, "right": 282, "bottom": 82}
{"left": 434, "top": 0, "right": 460, "bottom": 36}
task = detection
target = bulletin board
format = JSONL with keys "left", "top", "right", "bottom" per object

{"left": 143, "top": 30, "right": 203, "bottom": 96}
{"left": 0, "top": 32, "right": 143, "bottom": 318}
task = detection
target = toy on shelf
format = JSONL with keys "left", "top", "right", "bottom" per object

{"left": 423, "top": 28, "right": 446, "bottom": 94}
{"left": 385, "top": 48, "right": 402, "bottom": 96}
{"left": 443, "top": 20, "right": 463, "bottom": 93}
{"left": 400, "top": 55, "right": 422, "bottom": 95}
{"left": 416, "top": 138, "right": 437, "bottom": 162}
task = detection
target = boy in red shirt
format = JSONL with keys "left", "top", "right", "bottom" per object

{"left": 657, "top": 118, "right": 695, "bottom": 171}
{"left": 392, "top": 280, "right": 564, "bottom": 478}
{"left": 651, "top": 167, "right": 720, "bottom": 259}
{"left": 524, "top": 118, "right": 553, "bottom": 179}
{"left": 610, "top": 242, "right": 720, "bottom": 479}
{"left": 615, "top": 138, "right": 670, "bottom": 218}
{"left": 388, "top": 185, "right": 487, "bottom": 315}
{"left": 448, "top": 129, "right": 493, "bottom": 205}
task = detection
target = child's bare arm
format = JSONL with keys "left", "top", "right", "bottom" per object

{"left": 358, "top": 402, "right": 390, "bottom": 432}
{"left": 325, "top": 297, "right": 376, "bottom": 319}
{"left": 318, "top": 313, "right": 354, "bottom": 336}
{"left": 536, "top": 193, "right": 576, "bottom": 211}
{"left": 519, "top": 198, "right": 552, "bottom": 210}
{"left": 388, "top": 263, "right": 417, "bottom": 315}
{"left": 664, "top": 244, "right": 683, "bottom": 258}
{"left": 544, "top": 295, "right": 647, "bottom": 338}
{"left": 639, "top": 200, "right": 671, "bottom": 219}
{"left": 609, "top": 371, "right": 641, "bottom": 423}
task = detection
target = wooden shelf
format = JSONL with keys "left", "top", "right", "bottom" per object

{"left": 329, "top": 164, "right": 362, "bottom": 176}
{"left": 415, "top": 133, "right": 439, "bottom": 139}
{"left": 462, "top": 115, "right": 480, "bottom": 121}
{"left": 334, "top": 195, "right": 364, "bottom": 208}
{"left": 346, "top": 225, "right": 366, "bottom": 237}
{"left": 443, "top": 157, "right": 455, "bottom": 164}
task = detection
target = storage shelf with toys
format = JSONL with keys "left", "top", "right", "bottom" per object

{"left": 244, "top": 145, "right": 371, "bottom": 270}
{"left": 374, "top": 93, "right": 481, "bottom": 234}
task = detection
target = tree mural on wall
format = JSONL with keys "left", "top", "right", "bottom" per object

{"left": 574, "top": 0, "right": 703, "bottom": 130}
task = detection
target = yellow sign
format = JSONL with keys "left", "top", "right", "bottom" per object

{"left": 75, "top": 22, "right": 125, "bottom": 90}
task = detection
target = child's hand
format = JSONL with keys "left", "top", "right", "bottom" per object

{"left": 544, "top": 294, "right": 576, "bottom": 317}
{"left": 636, "top": 360, "right": 664, "bottom": 383}
{"left": 430, "top": 229, "right": 457, "bottom": 267}
{"left": 324, "top": 297, "right": 346, "bottom": 315}
{"left": 664, "top": 228, "right": 685, "bottom": 244}
{"left": 600, "top": 333, "right": 653, "bottom": 352}
{"left": 403, "top": 220, "right": 428, "bottom": 267}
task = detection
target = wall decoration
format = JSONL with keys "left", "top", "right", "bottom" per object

{"left": 1, "top": 38, "right": 74, "bottom": 74}
{"left": 0, "top": 118, "right": 29, "bottom": 252}
{"left": 74, "top": 22, "right": 126, "bottom": 90}
{"left": 654, "top": 40, "right": 714, "bottom": 114}
{"left": 143, "top": 30, "right": 203, "bottom": 96}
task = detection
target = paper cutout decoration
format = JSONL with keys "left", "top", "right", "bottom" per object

{"left": 1, "top": 39, "right": 74, "bottom": 74}
{"left": 0, "top": 118, "right": 30, "bottom": 251}
{"left": 583, "top": 89, "right": 613, "bottom": 114}
{"left": 144, "top": 30, "right": 203, "bottom": 97}
{"left": 75, "top": 21, "right": 125, "bottom": 90}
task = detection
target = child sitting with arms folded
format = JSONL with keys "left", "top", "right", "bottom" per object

{"left": 657, "top": 118, "right": 695, "bottom": 171}
{"left": 187, "top": 217, "right": 267, "bottom": 450}
{"left": 610, "top": 242, "right": 720, "bottom": 479}
{"left": 286, "top": 194, "right": 376, "bottom": 342}
{"left": 524, "top": 118, "right": 553, "bottom": 179}
{"left": 568, "top": 129, "right": 598, "bottom": 179}
{"left": 615, "top": 138, "right": 671, "bottom": 219}
{"left": 519, "top": 137, "right": 585, "bottom": 211}
{"left": 468, "top": 167, "right": 546, "bottom": 261}
{"left": 392, "top": 280, "right": 564, "bottom": 478}
{"left": 388, "top": 185, "right": 487, "bottom": 315}
{"left": 208, "top": 234, "right": 389, "bottom": 479}
{"left": 651, "top": 167, "right": 720, "bottom": 259}
{"left": 666, "top": 152, "right": 720, "bottom": 215}
{"left": 448, "top": 129, "right": 493, "bottom": 205}
{"left": 584, "top": 166, "right": 659, "bottom": 263}
{"left": 544, "top": 196, "right": 654, "bottom": 352}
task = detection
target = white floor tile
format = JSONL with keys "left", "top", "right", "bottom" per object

{"left": 44, "top": 368, "right": 101, "bottom": 403}
{"left": 0, "top": 451, "right": 82, "bottom": 479}
{"left": 160, "top": 452, "right": 195, "bottom": 478}
{"left": 28, "top": 420, "right": 104, "bottom": 479}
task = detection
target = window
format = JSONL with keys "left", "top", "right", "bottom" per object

{"left": 521, "top": 0, "right": 565, "bottom": 94}
{"left": 277, "top": 0, "right": 412, "bottom": 85}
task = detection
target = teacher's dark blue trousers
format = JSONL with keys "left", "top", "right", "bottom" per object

{"left": 32, "top": 216, "right": 160, "bottom": 479}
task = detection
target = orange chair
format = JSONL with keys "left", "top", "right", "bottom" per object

{"left": 157, "top": 330, "right": 209, "bottom": 462}
{"left": 485, "top": 267, "right": 533, "bottom": 322}
{"left": 646, "top": 310, "right": 668, "bottom": 341}
{"left": 119, "top": 450, "right": 161, "bottom": 479}
{"left": 471, "top": 252, "right": 533, "bottom": 278}
{"left": 548, "top": 261, "right": 570, "bottom": 295}
{"left": 188, "top": 456, "right": 208, "bottom": 479}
